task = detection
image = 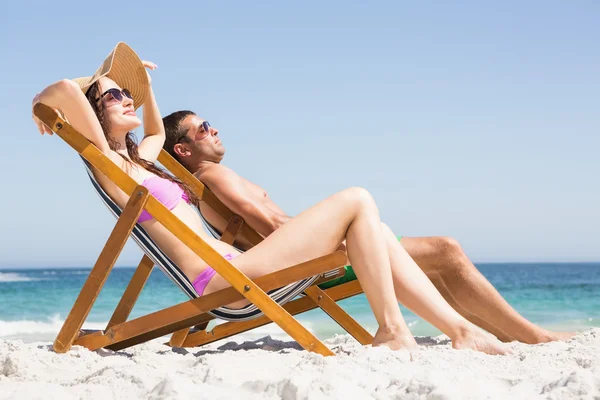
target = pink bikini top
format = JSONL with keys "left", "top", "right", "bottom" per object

{"left": 138, "top": 175, "right": 190, "bottom": 223}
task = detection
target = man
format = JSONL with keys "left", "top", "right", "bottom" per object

{"left": 162, "top": 110, "right": 571, "bottom": 344}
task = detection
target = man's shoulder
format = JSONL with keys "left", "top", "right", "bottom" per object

{"left": 196, "top": 163, "right": 240, "bottom": 184}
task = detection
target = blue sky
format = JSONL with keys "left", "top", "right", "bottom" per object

{"left": 1, "top": 1, "right": 598, "bottom": 267}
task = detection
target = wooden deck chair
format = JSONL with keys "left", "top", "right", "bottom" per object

{"left": 155, "top": 152, "right": 370, "bottom": 348}
{"left": 34, "top": 103, "right": 371, "bottom": 356}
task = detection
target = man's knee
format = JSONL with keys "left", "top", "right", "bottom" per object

{"left": 434, "top": 236, "right": 467, "bottom": 269}
{"left": 436, "top": 236, "right": 462, "bottom": 254}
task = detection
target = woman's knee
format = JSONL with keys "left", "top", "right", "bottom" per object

{"left": 380, "top": 222, "right": 393, "bottom": 233}
{"left": 380, "top": 222, "right": 397, "bottom": 242}
{"left": 340, "top": 187, "right": 376, "bottom": 211}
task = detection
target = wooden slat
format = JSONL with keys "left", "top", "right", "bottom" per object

{"left": 304, "top": 286, "right": 373, "bottom": 345}
{"left": 220, "top": 215, "right": 244, "bottom": 245}
{"left": 106, "top": 255, "right": 154, "bottom": 329}
{"left": 52, "top": 186, "right": 150, "bottom": 353}
{"left": 182, "top": 280, "right": 365, "bottom": 347}
{"left": 168, "top": 328, "right": 191, "bottom": 347}
{"left": 321, "top": 279, "right": 363, "bottom": 299}
{"left": 76, "top": 329, "right": 104, "bottom": 339}
{"left": 169, "top": 321, "right": 211, "bottom": 347}
{"left": 157, "top": 151, "right": 263, "bottom": 246}
{"left": 75, "top": 331, "right": 109, "bottom": 349}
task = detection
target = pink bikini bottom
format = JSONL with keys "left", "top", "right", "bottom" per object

{"left": 192, "top": 253, "right": 237, "bottom": 296}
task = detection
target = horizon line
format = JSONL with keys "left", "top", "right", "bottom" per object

{"left": 2, "top": 260, "right": 600, "bottom": 270}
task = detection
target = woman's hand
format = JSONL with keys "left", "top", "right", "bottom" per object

{"left": 31, "top": 93, "right": 54, "bottom": 135}
{"left": 30, "top": 79, "right": 112, "bottom": 154}
{"left": 142, "top": 60, "right": 157, "bottom": 85}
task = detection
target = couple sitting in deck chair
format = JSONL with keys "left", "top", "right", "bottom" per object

{"left": 31, "top": 42, "right": 570, "bottom": 356}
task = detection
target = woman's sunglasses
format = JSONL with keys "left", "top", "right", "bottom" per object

{"left": 97, "top": 88, "right": 133, "bottom": 103}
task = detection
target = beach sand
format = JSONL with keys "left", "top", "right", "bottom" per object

{"left": 1, "top": 329, "right": 599, "bottom": 399}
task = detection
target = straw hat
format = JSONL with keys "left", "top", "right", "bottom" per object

{"left": 72, "top": 42, "right": 148, "bottom": 110}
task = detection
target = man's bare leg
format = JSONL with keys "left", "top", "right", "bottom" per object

{"left": 428, "top": 273, "right": 515, "bottom": 342}
{"left": 401, "top": 236, "right": 574, "bottom": 344}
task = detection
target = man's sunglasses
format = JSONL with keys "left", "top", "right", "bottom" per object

{"left": 97, "top": 88, "right": 133, "bottom": 103}
{"left": 177, "top": 121, "right": 211, "bottom": 143}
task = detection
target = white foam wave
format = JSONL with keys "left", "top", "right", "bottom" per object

{"left": 0, "top": 315, "right": 309, "bottom": 346}
{"left": 0, "top": 315, "right": 308, "bottom": 346}
{"left": 0, "top": 272, "right": 34, "bottom": 282}
{"left": 0, "top": 315, "right": 108, "bottom": 343}
{"left": 40, "top": 270, "right": 89, "bottom": 276}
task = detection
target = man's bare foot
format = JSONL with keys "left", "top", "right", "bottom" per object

{"left": 452, "top": 327, "right": 509, "bottom": 355}
{"left": 372, "top": 327, "right": 418, "bottom": 351}
{"left": 537, "top": 330, "right": 577, "bottom": 343}
{"left": 497, "top": 330, "right": 576, "bottom": 344}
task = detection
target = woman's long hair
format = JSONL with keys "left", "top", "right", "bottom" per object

{"left": 85, "top": 81, "right": 201, "bottom": 208}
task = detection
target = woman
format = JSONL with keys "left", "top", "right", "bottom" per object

{"left": 32, "top": 42, "right": 506, "bottom": 355}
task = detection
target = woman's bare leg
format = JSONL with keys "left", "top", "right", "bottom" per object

{"left": 204, "top": 188, "right": 417, "bottom": 349}
{"left": 380, "top": 223, "right": 508, "bottom": 354}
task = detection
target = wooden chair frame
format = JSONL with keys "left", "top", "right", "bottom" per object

{"left": 34, "top": 103, "right": 370, "bottom": 357}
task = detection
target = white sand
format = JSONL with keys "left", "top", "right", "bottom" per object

{"left": 1, "top": 329, "right": 599, "bottom": 400}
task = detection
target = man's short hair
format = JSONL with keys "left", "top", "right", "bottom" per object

{"left": 162, "top": 110, "right": 196, "bottom": 161}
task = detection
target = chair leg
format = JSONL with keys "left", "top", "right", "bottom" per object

{"left": 106, "top": 255, "right": 154, "bottom": 330}
{"left": 304, "top": 286, "right": 373, "bottom": 345}
{"left": 53, "top": 187, "right": 150, "bottom": 353}
{"left": 169, "top": 321, "right": 210, "bottom": 347}
{"left": 169, "top": 328, "right": 192, "bottom": 347}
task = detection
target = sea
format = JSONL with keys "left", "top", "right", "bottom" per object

{"left": 1, "top": 263, "right": 599, "bottom": 344}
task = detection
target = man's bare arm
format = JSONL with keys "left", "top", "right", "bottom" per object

{"left": 198, "top": 165, "right": 290, "bottom": 237}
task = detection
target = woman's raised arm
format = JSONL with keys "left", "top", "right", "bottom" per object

{"left": 32, "top": 79, "right": 111, "bottom": 155}
{"left": 137, "top": 60, "right": 165, "bottom": 162}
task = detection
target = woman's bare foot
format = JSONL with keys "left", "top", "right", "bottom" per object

{"left": 452, "top": 326, "right": 509, "bottom": 355}
{"left": 372, "top": 327, "right": 418, "bottom": 351}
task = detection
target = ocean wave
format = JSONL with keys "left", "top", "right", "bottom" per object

{"left": 0, "top": 272, "right": 34, "bottom": 283}
{"left": 0, "top": 315, "right": 108, "bottom": 342}
{"left": 0, "top": 315, "right": 312, "bottom": 343}
{"left": 0, "top": 315, "right": 369, "bottom": 345}
{"left": 0, "top": 270, "right": 90, "bottom": 282}
{"left": 40, "top": 270, "right": 89, "bottom": 276}
{"left": 7, "top": 312, "right": 592, "bottom": 348}
{"left": 55, "top": 271, "right": 91, "bottom": 275}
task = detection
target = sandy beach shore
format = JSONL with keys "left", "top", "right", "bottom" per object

{"left": 1, "top": 328, "right": 599, "bottom": 399}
